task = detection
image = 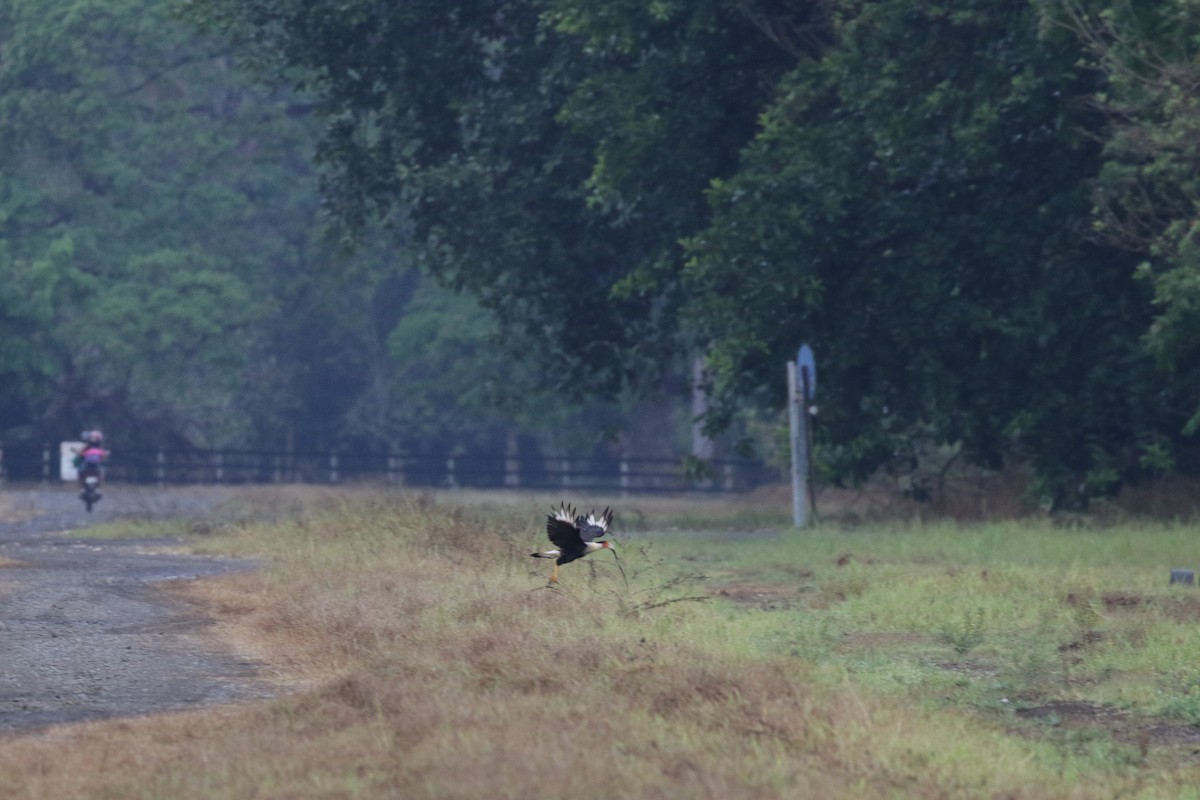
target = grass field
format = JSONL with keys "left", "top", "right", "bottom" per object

{"left": 3, "top": 486, "right": 1200, "bottom": 798}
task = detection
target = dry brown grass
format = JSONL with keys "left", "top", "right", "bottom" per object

{"left": 2, "top": 490, "right": 1198, "bottom": 798}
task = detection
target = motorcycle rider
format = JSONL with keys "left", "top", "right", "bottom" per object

{"left": 73, "top": 430, "right": 109, "bottom": 496}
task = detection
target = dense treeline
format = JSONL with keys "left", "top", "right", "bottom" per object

{"left": 5, "top": 0, "right": 1200, "bottom": 506}
{"left": 174, "top": 0, "right": 1200, "bottom": 507}
{"left": 0, "top": 0, "right": 381, "bottom": 450}
{"left": 0, "top": 0, "right": 690, "bottom": 462}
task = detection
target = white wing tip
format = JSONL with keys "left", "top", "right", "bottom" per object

{"left": 551, "top": 502, "right": 613, "bottom": 531}
{"left": 585, "top": 507, "right": 612, "bottom": 532}
{"left": 552, "top": 502, "right": 575, "bottom": 523}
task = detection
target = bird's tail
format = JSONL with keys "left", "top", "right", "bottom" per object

{"left": 530, "top": 549, "right": 560, "bottom": 559}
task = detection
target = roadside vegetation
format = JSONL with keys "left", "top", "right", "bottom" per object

{"left": 2, "top": 487, "right": 1200, "bottom": 798}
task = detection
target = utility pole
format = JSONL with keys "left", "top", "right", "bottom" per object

{"left": 788, "top": 361, "right": 809, "bottom": 527}
{"left": 789, "top": 345, "right": 817, "bottom": 527}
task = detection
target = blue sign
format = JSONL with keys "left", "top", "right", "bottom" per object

{"left": 796, "top": 344, "right": 816, "bottom": 401}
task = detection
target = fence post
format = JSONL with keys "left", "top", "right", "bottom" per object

{"left": 214, "top": 452, "right": 224, "bottom": 484}
{"left": 41, "top": 444, "right": 50, "bottom": 484}
{"left": 329, "top": 452, "right": 339, "bottom": 483}
{"left": 788, "top": 362, "right": 810, "bottom": 527}
{"left": 388, "top": 451, "right": 401, "bottom": 484}
{"left": 446, "top": 456, "right": 457, "bottom": 488}
{"left": 620, "top": 460, "right": 630, "bottom": 497}
{"left": 723, "top": 462, "right": 734, "bottom": 492}
{"left": 156, "top": 451, "right": 166, "bottom": 487}
{"left": 561, "top": 457, "right": 571, "bottom": 489}
{"left": 0, "top": 441, "right": 5, "bottom": 486}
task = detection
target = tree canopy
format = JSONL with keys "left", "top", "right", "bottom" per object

{"left": 1048, "top": 0, "right": 1200, "bottom": 430}
{"left": 5, "top": 0, "right": 1200, "bottom": 504}
{"left": 1, "top": 0, "right": 670, "bottom": 457}
{"left": 1, "top": 0, "right": 288, "bottom": 445}
{"left": 684, "top": 0, "right": 1183, "bottom": 504}
{"left": 178, "top": 0, "right": 1200, "bottom": 504}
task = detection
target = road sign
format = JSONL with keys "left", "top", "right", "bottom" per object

{"left": 797, "top": 344, "right": 816, "bottom": 401}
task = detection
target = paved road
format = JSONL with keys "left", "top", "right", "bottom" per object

{"left": 0, "top": 484, "right": 269, "bottom": 734}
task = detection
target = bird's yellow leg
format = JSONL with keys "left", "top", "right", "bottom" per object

{"left": 549, "top": 563, "right": 559, "bottom": 585}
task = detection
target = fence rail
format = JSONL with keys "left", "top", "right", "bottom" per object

{"left": 0, "top": 442, "right": 773, "bottom": 494}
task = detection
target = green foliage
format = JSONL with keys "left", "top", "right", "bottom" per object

{"left": 1046, "top": 0, "right": 1200, "bottom": 446}
{"left": 181, "top": 0, "right": 1200, "bottom": 500}
{"left": 0, "top": 0, "right": 329, "bottom": 445}
{"left": 1, "top": 0, "right": 560, "bottom": 452}
{"left": 684, "top": 0, "right": 1183, "bottom": 505}
{"left": 0, "top": 238, "right": 58, "bottom": 422}
{"left": 373, "top": 279, "right": 563, "bottom": 448}
{"left": 0, "top": 0, "right": 701, "bottom": 458}
{"left": 183, "top": 0, "right": 798, "bottom": 406}
{"left": 5, "top": 0, "right": 1200, "bottom": 497}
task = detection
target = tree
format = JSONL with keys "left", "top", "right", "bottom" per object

{"left": 358, "top": 274, "right": 635, "bottom": 454}
{"left": 684, "top": 0, "right": 1182, "bottom": 505}
{"left": 1045, "top": 0, "right": 1200, "bottom": 441}
{"left": 181, "top": 0, "right": 1200, "bottom": 502}
{"left": 0, "top": 238, "right": 59, "bottom": 431}
{"left": 182, "top": 0, "right": 803, "bottom": 403}
{"left": 0, "top": 0, "right": 704, "bottom": 459}
{"left": 0, "top": 0, "right": 373, "bottom": 447}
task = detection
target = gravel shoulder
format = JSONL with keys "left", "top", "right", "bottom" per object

{"left": 0, "top": 484, "right": 269, "bottom": 734}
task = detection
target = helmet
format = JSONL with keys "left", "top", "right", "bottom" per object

{"left": 83, "top": 429, "right": 103, "bottom": 445}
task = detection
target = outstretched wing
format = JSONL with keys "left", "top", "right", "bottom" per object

{"left": 575, "top": 507, "right": 613, "bottom": 543}
{"left": 546, "top": 503, "right": 583, "bottom": 551}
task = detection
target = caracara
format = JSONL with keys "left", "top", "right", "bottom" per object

{"left": 531, "top": 502, "right": 615, "bottom": 584}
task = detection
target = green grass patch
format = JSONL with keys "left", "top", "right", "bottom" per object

{"left": 642, "top": 518, "right": 1200, "bottom": 773}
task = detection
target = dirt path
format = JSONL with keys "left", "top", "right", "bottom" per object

{"left": 0, "top": 484, "right": 269, "bottom": 734}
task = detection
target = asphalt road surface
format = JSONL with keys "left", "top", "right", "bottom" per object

{"left": 0, "top": 484, "right": 270, "bottom": 734}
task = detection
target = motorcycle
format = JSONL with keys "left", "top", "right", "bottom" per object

{"left": 79, "top": 466, "right": 102, "bottom": 512}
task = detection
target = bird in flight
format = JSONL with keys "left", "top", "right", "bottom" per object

{"left": 531, "top": 502, "right": 615, "bottom": 584}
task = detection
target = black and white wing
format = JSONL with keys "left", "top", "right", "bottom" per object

{"left": 546, "top": 503, "right": 584, "bottom": 551}
{"left": 575, "top": 507, "right": 613, "bottom": 543}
